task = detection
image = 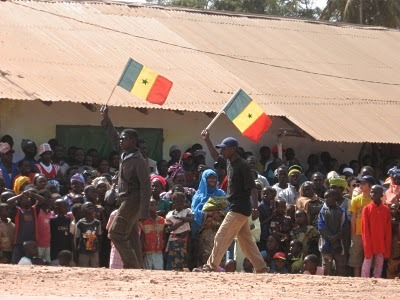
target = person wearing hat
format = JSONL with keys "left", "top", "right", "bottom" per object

{"left": 271, "top": 145, "right": 286, "bottom": 160}
{"left": 271, "top": 252, "right": 288, "bottom": 274}
{"left": 0, "top": 142, "right": 18, "bottom": 189}
{"left": 342, "top": 167, "right": 354, "bottom": 180}
{"left": 329, "top": 177, "right": 351, "bottom": 218}
{"left": 20, "top": 139, "right": 38, "bottom": 168}
{"left": 202, "top": 136, "right": 268, "bottom": 273}
{"left": 1, "top": 134, "right": 23, "bottom": 164}
{"left": 35, "top": 143, "right": 60, "bottom": 180}
{"left": 278, "top": 165, "right": 303, "bottom": 206}
{"left": 329, "top": 177, "right": 352, "bottom": 258}
{"left": 348, "top": 175, "right": 375, "bottom": 277}
{"left": 100, "top": 105, "right": 151, "bottom": 269}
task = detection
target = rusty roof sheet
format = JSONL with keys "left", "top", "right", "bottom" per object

{"left": 1, "top": 0, "right": 400, "bottom": 143}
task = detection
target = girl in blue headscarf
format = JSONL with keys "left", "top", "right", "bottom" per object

{"left": 191, "top": 169, "right": 226, "bottom": 236}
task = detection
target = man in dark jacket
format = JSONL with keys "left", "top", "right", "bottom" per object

{"left": 100, "top": 105, "right": 151, "bottom": 269}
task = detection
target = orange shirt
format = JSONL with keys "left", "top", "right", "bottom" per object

{"left": 141, "top": 217, "right": 165, "bottom": 253}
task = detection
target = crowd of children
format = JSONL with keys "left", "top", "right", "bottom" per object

{"left": 0, "top": 134, "right": 399, "bottom": 279}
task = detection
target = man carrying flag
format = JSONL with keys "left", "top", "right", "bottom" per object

{"left": 202, "top": 134, "right": 269, "bottom": 273}
{"left": 100, "top": 105, "right": 151, "bottom": 269}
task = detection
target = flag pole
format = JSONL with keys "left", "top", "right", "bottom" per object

{"left": 104, "top": 84, "right": 117, "bottom": 106}
{"left": 205, "top": 88, "right": 242, "bottom": 131}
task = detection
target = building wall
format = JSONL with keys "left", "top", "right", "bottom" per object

{"left": 0, "top": 100, "right": 362, "bottom": 168}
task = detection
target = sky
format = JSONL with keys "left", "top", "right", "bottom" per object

{"left": 313, "top": 0, "right": 328, "bottom": 9}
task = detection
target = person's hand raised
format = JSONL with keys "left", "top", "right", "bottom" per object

{"left": 201, "top": 129, "right": 210, "bottom": 141}
{"left": 100, "top": 105, "right": 109, "bottom": 119}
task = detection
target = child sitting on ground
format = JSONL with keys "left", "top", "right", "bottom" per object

{"left": 18, "top": 240, "right": 39, "bottom": 265}
{"left": 261, "top": 235, "right": 279, "bottom": 269}
{"left": 303, "top": 254, "right": 324, "bottom": 275}
{"left": 287, "top": 240, "right": 304, "bottom": 274}
{"left": 140, "top": 199, "right": 166, "bottom": 270}
{"left": 0, "top": 203, "right": 14, "bottom": 263}
{"left": 224, "top": 259, "right": 237, "bottom": 273}
{"left": 58, "top": 250, "right": 72, "bottom": 267}
{"left": 242, "top": 258, "right": 254, "bottom": 273}
{"left": 74, "top": 202, "right": 102, "bottom": 268}
{"left": 165, "top": 192, "right": 193, "bottom": 271}
{"left": 270, "top": 252, "right": 288, "bottom": 274}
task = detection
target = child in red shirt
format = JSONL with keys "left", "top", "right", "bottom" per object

{"left": 140, "top": 199, "right": 165, "bottom": 270}
{"left": 361, "top": 185, "right": 392, "bottom": 278}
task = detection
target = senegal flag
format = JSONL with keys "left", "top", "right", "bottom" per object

{"left": 117, "top": 58, "right": 173, "bottom": 105}
{"left": 224, "top": 89, "right": 272, "bottom": 142}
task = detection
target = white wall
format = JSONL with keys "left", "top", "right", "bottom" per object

{"left": 0, "top": 99, "right": 362, "bottom": 167}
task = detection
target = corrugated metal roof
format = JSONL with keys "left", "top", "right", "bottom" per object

{"left": 1, "top": 0, "right": 400, "bottom": 143}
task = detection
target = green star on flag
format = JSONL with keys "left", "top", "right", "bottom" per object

{"left": 248, "top": 113, "right": 252, "bottom": 118}
{"left": 142, "top": 79, "right": 148, "bottom": 85}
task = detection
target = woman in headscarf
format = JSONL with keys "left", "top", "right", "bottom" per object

{"left": 161, "top": 163, "right": 195, "bottom": 206}
{"left": 191, "top": 169, "right": 226, "bottom": 267}
{"left": 296, "top": 181, "right": 315, "bottom": 211}
{"left": 63, "top": 173, "right": 85, "bottom": 211}
{"left": 13, "top": 176, "right": 30, "bottom": 195}
{"left": 150, "top": 174, "right": 170, "bottom": 217}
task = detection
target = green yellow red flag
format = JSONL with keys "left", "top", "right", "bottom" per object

{"left": 117, "top": 58, "right": 173, "bottom": 105}
{"left": 224, "top": 89, "right": 272, "bottom": 142}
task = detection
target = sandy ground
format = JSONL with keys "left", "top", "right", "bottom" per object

{"left": 0, "top": 265, "right": 400, "bottom": 299}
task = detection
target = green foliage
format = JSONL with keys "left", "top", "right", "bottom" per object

{"left": 320, "top": 0, "right": 400, "bottom": 28}
{"left": 146, "top": 0, "right": 322, "bottom": 19}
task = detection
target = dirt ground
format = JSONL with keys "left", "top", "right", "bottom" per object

{"left": 0, "top": 265, "right": 399, "bottom": 300}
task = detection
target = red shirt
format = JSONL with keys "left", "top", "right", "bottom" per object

{"left": 141, "top": 217, "right": 165, "bottom": 253}
{"left": 35, "top": 162, "right": 59, "bottom": 180}
{"left": 362, "top": 202, "right": 392, "bottom": 259}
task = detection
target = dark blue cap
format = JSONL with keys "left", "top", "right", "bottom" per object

{"left": 215, "top": 137, "right": 238, "bottom": 149}
{"left": 357, "top": 175, "right": 375, "bottom": 185}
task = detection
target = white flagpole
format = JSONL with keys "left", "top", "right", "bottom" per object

{"left": 104, "top": 84, "right": 117, "bottom": 106}
{"left": 205, "top": 88, "right": 242, "bottom": 131}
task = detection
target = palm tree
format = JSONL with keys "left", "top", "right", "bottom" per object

{"left": 320, "top": 0, "right": 400, "bottom": 28}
